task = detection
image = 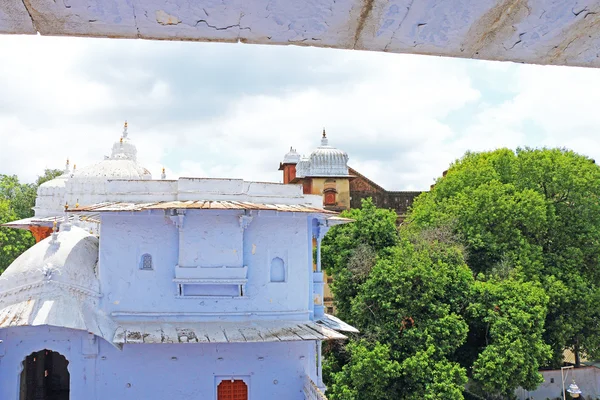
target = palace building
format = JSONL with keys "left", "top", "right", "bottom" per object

{"left": 0, "top": 123, "right": 356, "bottom": 400}
{"left": 279, "top": 130, "right": 423, "bottom": 313}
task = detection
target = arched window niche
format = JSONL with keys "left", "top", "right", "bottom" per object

{"left": 140, "top": 253, "right": 153, "bottom": 270}
{"left": 270, "top": 257, "right": 286, "bottom": 283}
{"left": 20, "top": 349, "right": 70, "bottom": 400}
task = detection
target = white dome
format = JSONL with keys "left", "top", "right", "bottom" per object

{"left": 296, "top": 131, "right": 350, "bottom": 177}
{"left": 0, "top": 225, "right": 99, "bottom": 294}
{"left": 73, "top": 159, "right": 152, "bottom": 180}
{"left": 34, "top": 123, "right": 153, "bottom": 217}
{"left": 0, "top": 225, "right": 116, "bottom": 343}
{"left": 282, "top": 147, "right": 300, "bottom": 164}
{"left": 73, "top": 124, "right": 151, "bottom": 180}
{"left": 39, "top": 174, "right": 68, "bottom": 190}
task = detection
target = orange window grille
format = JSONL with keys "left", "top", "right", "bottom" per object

{"left": 217, "top": 379, "right": 248, "bottom": 400}
{"left": 324, "top": 192, "right": 336, "bottom": 206}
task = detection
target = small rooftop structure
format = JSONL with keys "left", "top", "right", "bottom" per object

{"left": 292, "top": 130, "right": 351, "bottom": 179}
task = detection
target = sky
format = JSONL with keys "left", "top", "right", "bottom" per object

{"left": 2, "top": 35, "right": 600, "bottom": 191}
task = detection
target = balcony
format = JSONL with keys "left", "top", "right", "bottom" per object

{"left": 303, "top": 376, "right": 327, "bottom": 400}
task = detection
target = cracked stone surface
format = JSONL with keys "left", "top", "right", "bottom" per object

{"left": 1, "top": 0, "right": 600, "bottom": 67}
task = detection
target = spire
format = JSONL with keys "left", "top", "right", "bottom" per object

{"left": 161, "top": 167, "right": 166, "bottom": 180}
{"left": 50, "top": 218, "right": 59, "bottom": 245}
{"left": 64, "top": 158, "right": 71, "bottom": 174}
{"left": 110, "top": 121, "right": 137, "bottom": 161}
{"left": 61, "top": 202, "right": 72, "bottom": 232}
{"left": 321, "top": 128, "right": 329, "bottom": 146}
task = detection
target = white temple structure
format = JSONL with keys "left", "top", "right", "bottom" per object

{"left": 0, "top": 122, "right": 357, "bottom": 400}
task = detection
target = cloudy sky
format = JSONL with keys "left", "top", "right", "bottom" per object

{"left": 1, "top": 34, "right": 600, "bottom": 191}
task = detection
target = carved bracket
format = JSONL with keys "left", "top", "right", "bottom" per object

{"left": 168, "top": 209, "right": 186, "bottom": 230}
{"left": 239, "top": 214, "right": 254, "bottom": 231}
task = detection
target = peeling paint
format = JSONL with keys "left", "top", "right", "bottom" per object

{"left": 155, "top": 10, "right": 180, "bottom": 25}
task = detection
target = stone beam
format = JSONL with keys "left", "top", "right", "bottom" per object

{"left": 1, "top": 0, "right": 600, "bottom": 68}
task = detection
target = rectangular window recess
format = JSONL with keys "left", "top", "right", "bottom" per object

{"left": 175, "top": 265, "right": 248, "bottom": 280}
{"left": 174, "top": 279, "right": 247, "bottom": 298}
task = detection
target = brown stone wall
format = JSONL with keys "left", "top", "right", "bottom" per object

{"left": 348, "top": 167, "right": 423, "bottom": 220}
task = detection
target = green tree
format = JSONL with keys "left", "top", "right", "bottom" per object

{"left": 0, "top": 169, "right": 62, "bottom": 273}
{"left": 468, "top": 277, "right": 551, "bottom": 397}
{"left": 324, "top": 211, "right": 472, "bottom": 399}
{"left": 322, "top": 198, "right": 400, "bottom": 321}
{"left": 409, "top": 147, "right": 600, "bottom": 368}
{"left": 0, "top": 199, "right": 34, "bottom": 272}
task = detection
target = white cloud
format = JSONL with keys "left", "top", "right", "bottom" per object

{"left": 2, "top": 35, "right": 600, "bottom": 194}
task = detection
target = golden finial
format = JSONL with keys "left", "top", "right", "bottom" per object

{"left": 52, "top": 220, "right": 57, "bottom": 232}
{"left": 124, "top": 120, "right": 128, "bottom": 129}
{"left": 73, "top": 164, "right": 76, "bottom": 171}
{"left": 162, "top": 167, "right": 165, "bottom": 174}
{"left": 64, "top": 202, "right": 69, "bottom": 211}
{"left": 75, "top": 199, "right": 79, "bottom": 208}
{"left": 66, "top": 158, "right": 70, "bottom": 165}
{"left": 322, "top": 128, "right": 326, "bottom": 138}
{"left": 120, "top": 137, "right": 123, "bottom": 144}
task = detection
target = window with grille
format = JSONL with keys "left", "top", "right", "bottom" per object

{"left": 217, "top": 379, "right": 248, "bottom": 400}
{"left": 140, "top": 253, "right": 153, "bottom": 270}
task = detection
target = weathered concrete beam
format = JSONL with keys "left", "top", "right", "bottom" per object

{"left": 1, "top": 0, "right": 600, "bottom": 68}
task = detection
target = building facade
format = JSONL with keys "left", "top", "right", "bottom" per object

{"left": 279, "top": 131, "right": 424, "bottom": 312}
{"left": 279, "top": 131, "right": 423, "bottom": 221}
{"left": 0, "top": 123, "right": 356, "bottom": 400}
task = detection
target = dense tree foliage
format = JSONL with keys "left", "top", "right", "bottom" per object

{"left": 0, "top": 169, "right": 62, "bottom": 273}
{"left": 409, "top": 148, "right": 600, "bottom": 367}
{"left": 323, "top": 200, "right": 471, "bottom": 399}
{"left": 323, "top": 148, "right": 600, "bottom": 398}
{"left": 322, "top": 198, "right": 400, "bottom": 321}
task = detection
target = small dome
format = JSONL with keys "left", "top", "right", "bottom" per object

{"left": 296, "top": 130, "right": 350, "bottom": 177}
{"left": 70, "top": 122, "right": 151, "bottom": 180}
{"left": 73, "top": 159, "right": 152, "bottom": 180}
{"left": 0, "top": 226, "right": 99, "bottom": 295}
{"left": 282, "top": 147, "right": 300, "bottom": 164}
{"left": 39, "top": 175, "right": 68, "bottom": 190}
{"left": 38, "top": 159, "right": 72, "bottom": 191}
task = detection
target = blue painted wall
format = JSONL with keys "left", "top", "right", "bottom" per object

{"left": 98, "top": 210, "right": 313, "bottom": 319}
{"left": 0, "top": 326, "right": 317, "bottom": 399}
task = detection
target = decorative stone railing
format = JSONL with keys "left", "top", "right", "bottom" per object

{"left": 303, "top": 376, "right": 328, "bottom": 400}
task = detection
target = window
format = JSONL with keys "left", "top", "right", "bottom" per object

{"left": 174, "top": 266, "right": 248, "bottom": 298}
{"left": 20, "top": 350, "right": 70, "bottom": 400}
{"left": 324, "top": 192, "right": 336, "bottom": 206}
{"left": 217, "top": 379, "right": 248, "bottom": 400}
{"left": 270, "top": 257, "right": 285, "bottom": 282}
{"left": 140, "top": 253, "right": 153, "bottom": 270}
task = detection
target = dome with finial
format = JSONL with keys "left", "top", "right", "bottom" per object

{"left": 296, "top": 129, "right": 350, "bottom": 178}
{"left": 34, "top": 122, "right": 152, "bottom": 218}
{"left": 282, "top": 147, "right": 300, "bottom": 165}
{"left": 73, "top": 121, "right": 151, "bottom": 179}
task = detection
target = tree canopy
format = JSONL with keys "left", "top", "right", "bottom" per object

{"left": 323, "top": 200, "right": 471, "bottom": 399}
{"left": 409, "top": 148, "right": 600, "bottom": 367}
{"left": 0, "top": 169, "right": 62, "bottom": 273}
{"left": 323, "top": 148, "right": 600, "bottom": 399}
